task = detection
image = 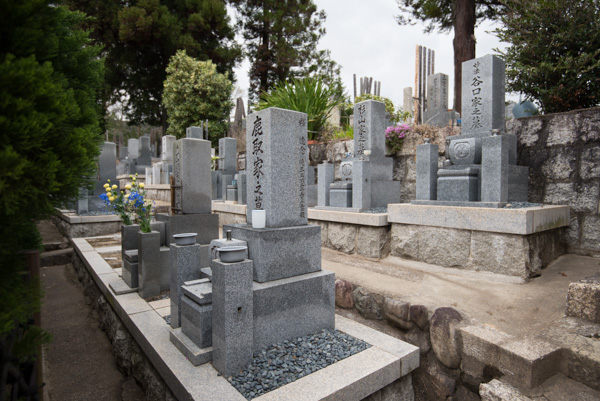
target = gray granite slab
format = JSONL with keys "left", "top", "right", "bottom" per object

{"left": 416, "top": 143, "right": 438, "bottom": 200}
{"left": 170, "top": 328, "right": 213, "bottom": 366}
{"left": 317, "top": 163, "right": 334, "bottom": 207}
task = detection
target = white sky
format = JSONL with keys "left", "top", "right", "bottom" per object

{"left": 231, "top": 0, "right": 518, "bottom": 111}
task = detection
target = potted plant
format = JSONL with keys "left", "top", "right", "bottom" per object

{"left": 384, "top": 123, "right": 412, "bottom": 155}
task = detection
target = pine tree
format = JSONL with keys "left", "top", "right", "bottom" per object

{"left": 230, "top": 0, "right": 327, "bottom": 103}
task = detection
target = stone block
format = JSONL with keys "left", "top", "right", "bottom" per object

{"left": 121, "top": 224, "right": 140, "bottom": 262}
{"left": 161, "top": 135, "right": 176, "bottom": 163}
{"left": 182, "top": 279, "right": 212, "bottom": 305}
{"left": 185, "top": 126, "right": 202, "bottom": 139}
{"left": 461, "top": 54, "right": 505, "bottom": 136}
{"left": 218, "top": 137, "right": 237, "bottom": 172}
{"left": 169, "top": 243, "right": 208, "bottom": 328}
{"left": 581, "top": 215, "right": 600, "bottom": 252}
{"left": 383, "top": 298, "right": 414, "bottom": 330}
{"left": 580, "top": 147, "right": 600, "bottom": 180}
{"left": 437, "top": 173, "right": 479, "bottom": 202}
{"left": 416, "top": 143, "right": 438, "bottom": 200}
{"left": 211, "top": 259, "right": 253, "bottom": 376}
{"left": 429, "top": 307, "right": 463, "bottom": 369}
{"left": 352, "top": 160, "right": 371, "bottom": 210}
{"left": 419, "top": 227, "right": 470, "bottom": 267}
{"left": 169, "top": 328, "right": 213, "bottom": 366}
{"left": 327, "top": 222, "right": 357, "bottom": 254}
{"left": 544, "top": 181, "right": 600, "bottom": 213}
{"left": 246, "top": 107, "right": 309, "bottom": 228}
{"left": 469, "top": 232, "right": 528, "bottom": 277}
{"left": 252, "top": 270, "right": 335, "bottom": 351}
{"left": 156, "top": 213, "right": 218, "bottom": 246}
{"left": 508, "top": 165, "right": 529, "bottom": 202}
{"left": 481, "top": 134, "right": 510, "bottom": 203}
{"left": 354, "top": 287, "right": 384, "bottom": 320}
{"left": 173, "top": 138, "right": 212, "bottom": 214}
{"left": 370, "top": 180, "right": 401, "bottom": 208}
{"left": 566, "top": 273, "right": 600, "bottom": 323}
{"left": 122, "top": 259, "right": 138, "bottom": 288}
{"left": 335, "top": 279, "right": 354, "bottom": 309}
{"left": 238, "top": 172, "right": 247, "bottom": 205}
{"left": 410, "top": 305, "right": 430, "bottom": 330}
{"left": 330, "top": 184, "right": 353, "bottom": 208}
{"left": 224, "top": 224, "right": 321, "bottom": 282}
{"left": 390, "top": 224, "right": 419, "bottom": 260}
{"left": 94, "top": 142, "right": 117, "bottom": 194}
{"left": 547, "top": 113, "right": 579, "bottom": 146}
{"left": 448, "top": 137, "right": 482, "bottom": 165}
{"left": 181, "top": 295, "right": 213, "bottom": 348}
{"left": 137, "top": 136, "right": 152, "bottom": 166}
{"left": 317, "top": 163, "right": 334, "bottom": 207}
{"left": 357, "top": 226, "right": 390, "bottom": 259}
{"left": 137, "top": 231, "right": 161, "bottom": 299}
{"left": 128, "top": 138, "right": 139, "bottom": 159}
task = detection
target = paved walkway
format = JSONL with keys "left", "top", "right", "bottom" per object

{"left": 39, "top": 220, "right": 144, "bottom": 401}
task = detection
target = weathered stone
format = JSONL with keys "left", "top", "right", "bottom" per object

{"left": 510, "top": 117, "right": 543, "bottom": 147}
{"left": 479, "top": 379, "right": 532, "bottom": 401}
{"left": 426, "top": 361, "right": 457, "bottom": 399}
{"left": 580, "top": 148, "right": 600, "bottom": 180}
{"left": 566, "top": 273, "right": 600, "bottom": 323}
{"left": 383, "top": 298, "right": 414, "bottom": 330}
{"left": 527, "top": 230, "right": 565, "bottom": 277}
{"left": 542, "top": 150, "right": 577, "bottom": 181}
{"left": 353, "top": 287, "right": 384, "bottom": 320}
{"left": 580, "top": 109, "right": 600, "bottom": 142}
{"left": 581, "top": 215, "right": 600, "bottom": 251}
{"left": 404, "top": 328, "right": 431, "bottom": 355}
{"left": 362, "top": 375, "right": 414, "bottom": 401}
{"left": 335, "top": 279, "right": 354, "bottom": 309}
{"left": 469, "top": 232, "right": 529, "bottom": 277}
{"left": 357, "top": 226, "right": 390, "bottom": 259}
{"left": 544, "top": 182, "right": 599, "bottom": 213}
{"left": 310, "top": 220, "right": 328, "bottom": 246}
{"left": 547, "top": 113, "right": 579, "bottom": 146}
{"left": 430, "top": 307, "right": 464, "bottom": 369}
{"left": 419, "top": 227, "right": 470, "bottom": 267}
{"left": 328, "top": 222, "right": 357, "bottom": 254}
{"left": 410, "top": 304, "right": 430, "bottom": 330}
{"left": 451, "top": 385, "right": 480, "bottom": 401}
{"left": 390, "top": 224, "right": 419, "bottom": 260}
{"left": 564, "top": 215, "right": 581, "bottom": 249}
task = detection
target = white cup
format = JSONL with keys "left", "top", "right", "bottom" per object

{"left": 252, "top": 209, "right": 266, "bottom": 229}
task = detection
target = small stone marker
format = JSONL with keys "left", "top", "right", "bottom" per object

{"left": 186, "top": 125, "right": 203, "bottom": 139}
{"left": 161, "top": 135, "right": 176, "bottom": 163}
{"left": 246, "top": 107, "right": 308, "bottom": 228}
{"left": 218, "top": 137, "right": 237, "bottom": 172}
{"left": 128, "top": 138, "right": 139, "bottom": 159}
{"left": 137, "top": 136, "right": 152, "bottom": 166}
{"left": 173, "top": 137, "right": 212, "bottom": 214}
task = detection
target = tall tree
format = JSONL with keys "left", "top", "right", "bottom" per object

{"left": 230, "top": 0, "right": 326, "bottom": 103}
{"left": 495, "top": 0, "right": 600, "bottom": 113}
{"left": 66, "top": 0, "right": 241, "bottom": 132}
{"left": 396, "top": 0, "right": 505, "bottom": 113}
{"left": 0, "top": 0, "right": 103, "bottom": 388}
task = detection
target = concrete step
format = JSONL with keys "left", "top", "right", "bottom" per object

{"left": 480, "top": 374, "right": 600, "bottom": 401}
{"left": 43, "top": 240, "right": 69, "bottom": 252}
{"left": 460, "top": 325, "right": 562, "bottom": 389}
{"left": 40, "top": 248, "right": 73, "bottom": 267}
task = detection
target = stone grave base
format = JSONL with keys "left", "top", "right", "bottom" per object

{"left": 71, "top": 235, "right": 420, "bottom": 401}
{"left": 52, "top": 209, "right": 121, "bottom": 238}
{"left": 388, "top": 204, "right": 570, "bottom": 279}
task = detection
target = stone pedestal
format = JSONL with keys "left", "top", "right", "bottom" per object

{"left": 211, "top": 259, "right": 254, "bottom": 377}
{"left": 224, "top": 224, "right": 321, "bottom": 282}
{"left": 416, "top": 143, "right": 439, "bottom": 200}
{"left": 330, "top": 182, "right": 353, "bottom": 208}
{"left": 170, "top": 243, "right": 209, "bottom": 328}
{"left": 137, "top": 231, "right": 161, "bottom": 298}
{"left": 437, "top": 168, "right": 480, "bottom": 202}
{"left": 318, "top": 163, "right": 334, "bottom": 206}
{"left": 181, "top": 279, "right": 213, "bottom": 348}
{"left": 481, "top": 134, "right": 510, "bottom": 203}
{"left": 352, "top": 160, "right": 371, "bottom": 210}
{"left": 121, "top": 224, "right": 140, "bottom": 287}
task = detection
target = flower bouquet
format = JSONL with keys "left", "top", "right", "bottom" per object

{"left": 384, "top": 123, "right": 412, "bottom": 154}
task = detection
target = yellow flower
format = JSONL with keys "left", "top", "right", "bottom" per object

{"left": 139, "top": 183, "right": 145, "bottom": 188}
{"left": 112, "top": 184, "right": 117, "bottom": 189}
{"left": 103, "top": 183, "right": 109, "bottom": 188}
{"left": 132, "top": 177, "right": 136, "bottom": 181}
{"left": 109, "top": 196, "right": 115, "bottom": 202}
{"left": 124, "top": 194, "right": 130, "bottom": 199}
{"left": 105, "top": 187, "right": 111, "bottom": 192}
{"left": 125, "top": 184, "right": 131, "bottom": 190}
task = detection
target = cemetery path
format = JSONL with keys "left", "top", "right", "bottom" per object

{"left": 322, "top": 247, "right": 600, "bottom": 339}
{"left": 39, "top": 220, "right": 145, "bottom": 401}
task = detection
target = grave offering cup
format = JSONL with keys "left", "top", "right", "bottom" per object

{"left": 173, "top": 233, "right": 197, "bottom": 246}
{"left": 252, "top": 210, "right": 266, "bottom": 229}
{"left": 217, "top": 246, "right": 247, "bottom": 263}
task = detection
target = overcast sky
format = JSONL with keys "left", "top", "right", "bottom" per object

{"left": 232, "top": 0, "right": 517, "bottom": 112}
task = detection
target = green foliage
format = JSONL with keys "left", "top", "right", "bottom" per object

{"left": 0, "top": 0, "right": 103, "bottom": 368}
{"left": 355, "top": 94, "right": 410, "bottom": 124}
{"left": 256, "top": 77, "right": 338, "bottom": 140}
{"left": 395, "top": 0, "right": 504, "bottom": 33}
{"left": 163, "top": 50, "right": 234, "bottom": 144}
{"left": 66, "top": 0, "right": 241, "bottom": 130}
{"left": 327, "top": 125, "right": 354, "bottom": 141}
{"left": 230, "top": 0, "right": 328, "bottom": 102}
{"left": 495, "top": 0, "right": 600, "bottom": 113}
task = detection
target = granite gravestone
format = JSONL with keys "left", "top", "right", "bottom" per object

{"left": 246, "top": 107, "right": 309, "bottom": 228}
{"left": 161, "top": 135, "right": 176, "bottom": 163}
{"left": 172, "top": 138, "right": 212, "bottom": 214}
{"left": 128, "top": 138, "right": 139, "bottom": 160}
{"left": 137, "top": 136, "right": 152, "bottom": 166}
{"left": 423, "top": 73, "right": 450, "bottom": 127}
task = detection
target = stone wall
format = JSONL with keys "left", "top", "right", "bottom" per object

{"left": 335, "top": 280, "right": 480, "bottom": 401}
{"left": 508, "top": 107, "right": 600, "bottom": 257}
{"left": 309, "top": 108, "right": 600, "bottom": 256}
{"left": 71, "top": 254, "right": 177, "bottom": 401}
{"left": 310, "top": 220, "right": 391, "bottom": 259}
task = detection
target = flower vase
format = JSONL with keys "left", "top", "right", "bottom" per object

{"left": 137, "top": 230, "right": 161, "bottom": 299}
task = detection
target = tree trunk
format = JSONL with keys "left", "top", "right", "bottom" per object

{"left": 453, "top": 0, "right": 477, "bottom": 114}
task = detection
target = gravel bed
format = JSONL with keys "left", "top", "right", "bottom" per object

{"left": 228, "top": 329, "right": 371, "bottom": 400}
{"left": 504, "top": 202, "right": 543, "bottom": 208}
